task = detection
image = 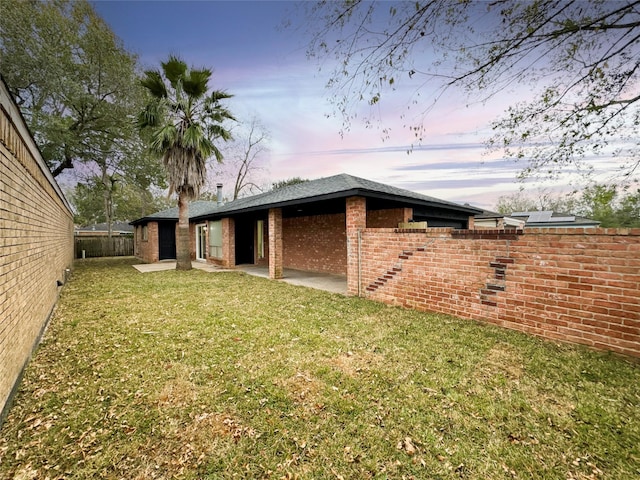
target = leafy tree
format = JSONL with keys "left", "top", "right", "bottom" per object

{"left": 272, "top": 177, "right": 309, "bottom": 190}
{"left": 0, "top": 0, "right": 141, "bottom": 177}
{"left": 574, "top": 184, "right": 618, "bottom": 227}
{"left": 495, "top": 184, "right": 640, "bottom": 227}
{"left": 495, "top": 190, "right": 577, "bottom": 214}
{"left": 1, "top": 0, "right": 166, "bottom": 236}
{"left": 305, "top": 0, "right": 640, "bottom": 184}
{"left": 572, "top": 184, "right": 640, "bottom": 227}
{"left": 138, "top": 56, "right": 235, "bottom": 270}
{"left": 71, "top": 178, "right": 173, "bottom": 227}
{"left": 616, "top": 189, "right": 640, "bottom": 227}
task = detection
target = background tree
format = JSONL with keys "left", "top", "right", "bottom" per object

{"left": 616, "top": 189, "right": 640, "bottom": 227}
{"left": 208, "top": 116, "right": 270, "bottom": 200}
{"left": 139, "top": 56, "right": 235, "bottom": 270}
{"left": 1, "top": 0, "right": 166, "bottom": 232}
{"left": 495, "top": 189, "right": 577, "bottom": 214}
{"left": 0, "top": 0, "right": 138, "bottom": 176}
{"left": 573, "top": 184, "right": 640, "bottom": 227}
{"left": 305, "top": 0, "right": 640, "bottom": 185}
{"left": 494, "top": 184, "right": 640, "bottom": 227}
{"left": 71, "top": 179, "right": 173, "bottom": 227}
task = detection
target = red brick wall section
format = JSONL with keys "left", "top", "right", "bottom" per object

{"left": 222, "top": 217, "right": 235, "bottom": 268}
{"left": 360, "top": 228, "right": 640, "bottom": 358}
{"left": 269, "top": 208, "right": 283, "bottom": 279}
{"left": 134, "top": 222, "right": 159, "bottom": 263}
{"left": 367, "top": 208, "right": 412, "bottom": 228}
{"left": 283, "top": 213, "right": 347, "bottom": 275}
{"left": 0, "top": 81, "right": 74, "bottom": 423}
{"left": 346, "top": 197, "right": 367, "bottom": 295}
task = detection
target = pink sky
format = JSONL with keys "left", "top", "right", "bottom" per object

{"left": 85, "top": 0, "right": 625, "bottom": 211}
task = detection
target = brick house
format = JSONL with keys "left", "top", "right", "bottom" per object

{"left": 130, "top": 174, "right": 640, "bottom": 357}
{"left": 131, "top": 174, "right": 481, "bottom": 281}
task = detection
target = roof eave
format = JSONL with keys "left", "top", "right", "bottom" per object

{"left": 191, "top": 188, "right": 481, "bottom": 221}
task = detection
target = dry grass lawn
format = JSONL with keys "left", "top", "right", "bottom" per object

{"left": 0, "top": 257, "right": 638, "bottom": 479}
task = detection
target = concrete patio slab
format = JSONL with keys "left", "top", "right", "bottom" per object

{"left": 133, "top": 262, "right": 347, "bottom": 295}
{"left": 237, "top": 266, "right": 348, "bottom": 295}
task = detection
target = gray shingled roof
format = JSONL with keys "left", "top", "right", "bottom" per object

{"left": 193, "top": 173, "right": 481, "bottom": 220}
{"left": 510, "top": 211, "right": 600, "bottom": 227}
{"left": 131, "top": 174, "right": 481, "bottom": 225}
{"left": 130, "top": 200, "right": 217, "bottom": 224}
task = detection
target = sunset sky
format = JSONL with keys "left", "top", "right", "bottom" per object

{"left": 89, "top": 0, "right": 605, "bottom": 210}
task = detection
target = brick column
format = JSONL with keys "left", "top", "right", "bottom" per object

{"left": 467, "top": 215, "right": 475, "bottom": 230}
{"left": 148, "top": 222, "right": 159, "bottom": 263}
{"left": 269, "top": 208, "right": 283, "bottom": 279}
{"left": 222, "top": 217, "right": 235, "bottom": 268}
{"left": 346, "top": 196, "right": 366, "bottom": 296}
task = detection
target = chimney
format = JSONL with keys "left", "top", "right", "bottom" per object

{"left": 216, "top": 183, "right": 223, "bottom": 206}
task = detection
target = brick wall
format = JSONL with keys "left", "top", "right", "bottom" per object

{"left": 356, "top": 228, "right": 640, "bottom": 357}
{"left": 283, "top": 213, "right": 347, "bottom": 275}
{"left": 269, "top": 208, "right": 283, "bottom": 279}
{"left": 134, "top": 222, "right": 159, "bottom": 263}
{"left": 0, "top": 79, "right": 74, "bottom": 424}
{"left": 367, "top": 207, "right": 412, "bottom": 228}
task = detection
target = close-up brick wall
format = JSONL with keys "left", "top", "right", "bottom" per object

{"left": 355, "top": 227, "right": 640, "bottom": 357}
{"left": 0, "top": 79, "right": 74, "bottom": 423}
{"left": 134, "top": 222, "right": 159, "bottom": 263}
{"left": 283, "top": 212, "right": 347, "bottom": 275}
{"left": 366, "top": 207, "right": 412, "bottom": 228}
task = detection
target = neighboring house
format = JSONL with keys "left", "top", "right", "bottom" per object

{"left": 510, "top": 210, "right": 600, "bottom": 228}
{"left": 473, "top": 210, "right": 526, "bottom": 230}
{"left": 75, "top": 222, "right": 134, "bottom": 236}
{"left": 130, "top": 173, "right": 482, "bottom": 277}
{"left": 474, "top": 210, "right": 599, "bottom": 229}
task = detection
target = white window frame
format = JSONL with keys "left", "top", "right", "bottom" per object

{"left": 208, "top": 220, "right": 223, "bottom": 259}
{"left": 195, "top": 223, "right": 207, "bottom": 260}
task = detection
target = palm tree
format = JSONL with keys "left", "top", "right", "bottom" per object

{"left": 138, "top": 56, "right": 234, "bottom": 270}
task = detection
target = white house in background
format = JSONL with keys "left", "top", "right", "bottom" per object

{"left": 510, "top": 211, "right": 600, "bottom": 228}
{"left": 474, "top": 210, "right": 600, "bottom": 229}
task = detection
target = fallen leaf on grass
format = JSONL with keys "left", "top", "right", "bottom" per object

{"left": 397, "top": 436, "right": 418, "bottom": 455}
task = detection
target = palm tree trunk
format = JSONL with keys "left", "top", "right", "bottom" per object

{"left": 176, "top": 192, "right": 192, "bottom": 270}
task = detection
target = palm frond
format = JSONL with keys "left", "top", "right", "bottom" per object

{"left": 183, "top": 69, "right": 211, "bottom": 98}
{"left": 209, "top": 90, "right": 233, "bottom": 102}
{"left": 137, "top": 102, "right": 164, "bottom": 129}
{"left": 182, "top": 124, "right": 208, "bottom": 151}
{"left": 163, "top": 146, "right": 207, "bottom": 200}
{"left": 138, "top": 56, "right": 235, "bottom": 202}
{"left": 209, "top": 143, "right": 224, "bottom": 163}
{"left": 208, "top": 124, "right": 233, "bottom": 142}
{"left": 150, "top": 124, "right": 178, "bottom": 154}
{"left": 162, "top": 55, "right": 187, "bottom": 88}
{"left": 140, "top": 70, "right": 167, "bottom": 98}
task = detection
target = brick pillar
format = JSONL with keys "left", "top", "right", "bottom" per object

{"left": 403, "top": 207, "right": 413, "bottom": 223}
{"left": 467, "top": 215, "right": 475, "bottom": 230}
{"left": 222, "top": 217, "right": 235, "bottom": 268}
{"left": 346, "top": 196, "right": 366, "bottom": 296}
{"left": 149, "top": 221, "right": 159, "bottom": 263}
{"left": 269, "top": 208, "right": 283, "bottom": 279}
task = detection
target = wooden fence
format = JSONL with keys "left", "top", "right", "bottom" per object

{"left": 75, "top": 236, "right": 134, "bottom": 258}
